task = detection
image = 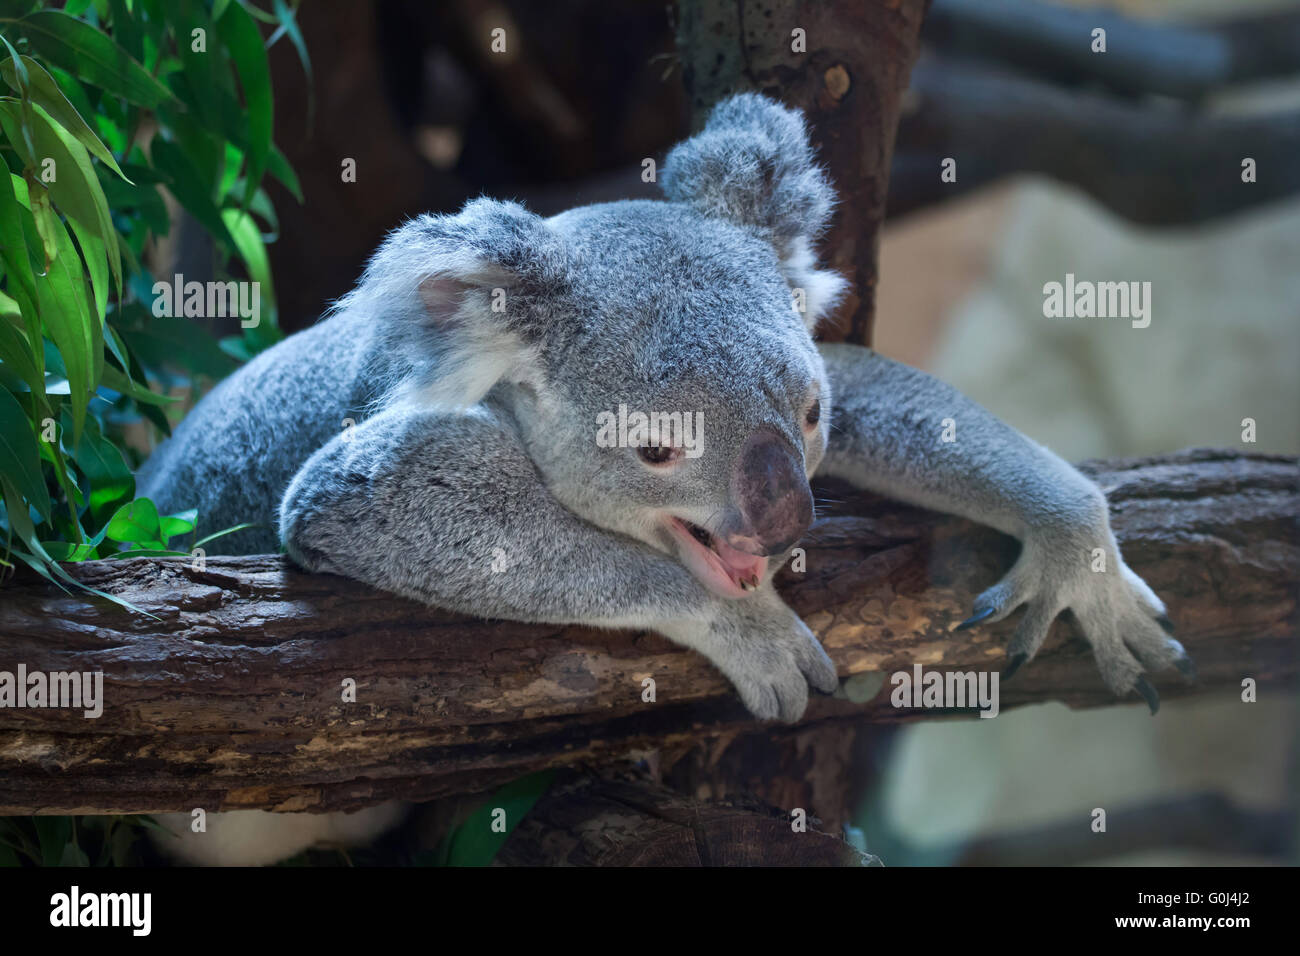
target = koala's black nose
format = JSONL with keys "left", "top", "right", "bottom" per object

{"left": 725, "top": 427, "right": 814, "bottom": 557}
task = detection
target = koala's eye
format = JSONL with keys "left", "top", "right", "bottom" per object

{"left": 804, "top": 399, "right": 821, "bottom": 429}
{"left": 637, "top": 444, "right": 682, "bottom": 466}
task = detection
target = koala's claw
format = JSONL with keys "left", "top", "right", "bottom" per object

{"left": 951, "top": 538, "right": 1196, "bottom": 711}
{"left": 736, "top": 648, "right": 834, "bottom": 723}
{"left": 1134, "top": 676, "right": 1160, "bottom": 715}
{"left": 1001, "top": 652, "right": 1028, "bottom": 681}
{"left": 955, "top": 606, "right": 996, "bottom": 631}
{"left": 737, "top": 671, "right": 808, "bottom": 723}
{"left": 710, "top": 593, "right": 839, "bottom": 723}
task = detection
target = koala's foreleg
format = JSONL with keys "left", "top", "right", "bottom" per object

{"left": 818, "top": 343, "right": 1193, "bottom": 710}
{"left": 280, "top": 403, "right": 835, "bottom": 721}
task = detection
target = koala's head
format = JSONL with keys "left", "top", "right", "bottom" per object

{"left": 360, "top": 94, "right": 847, "bottom": 599}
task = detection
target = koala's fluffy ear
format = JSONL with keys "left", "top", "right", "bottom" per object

{"left": 349, "top": 198, "right": 568, "bottom": 409}
{"left": 660, "top": 94, "right": 848, "bottom": 330}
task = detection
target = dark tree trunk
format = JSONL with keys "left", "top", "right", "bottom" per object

{"left": 675, "top": 0, "right": 931, "bottom": 346}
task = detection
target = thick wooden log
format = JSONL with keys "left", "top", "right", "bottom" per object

{"left": 0, "top": 449, "right": 1294, "bottom": 815}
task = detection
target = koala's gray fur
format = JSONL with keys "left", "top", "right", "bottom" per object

{"left": 139, "top": 94, "right": 1190, "bottom": 865}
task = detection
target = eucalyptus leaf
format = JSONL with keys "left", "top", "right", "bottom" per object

{"left": 0, "top": 55, "right": 128, "bottom": 180}
{"left": 104, "top": 496, "right": 161, "bottom": 545}
{"left": 18, "top": 10, "right": 174, "bottom": 109}
{"left": 0, "top": 383, "right": 52, "bottom": 520}
{"left": 217, "top": 0, "right": 272, "bottom": 207}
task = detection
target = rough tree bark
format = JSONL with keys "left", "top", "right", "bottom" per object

{"left": 495, "top": 770, "right": 876, "bottom": 866}
{"left": 675, "top": 0, "right": 930, "bottom": 346}
{"left": 0, "top": 450, "right": 1294, "bottom": 817}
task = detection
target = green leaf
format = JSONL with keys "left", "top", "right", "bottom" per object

{"left": 270, "top": 0, "right": 311, "bottom": 84}
{"left": 160, "top": 90, "right": 224, "bottom": 193}
{"left": 39, "top": 415, "right": 85, "bottom": 519}
{"left": 217, "top": 0, "right": 271, "bottom": 208}
{"left": 238, "top": 2, "right": 279, "bottom": 25}
{"left": 21, "top": 171, "right": 60, "bottom": 267}
{"left": 117, "top": 161, "right": 165, "bottom": 185}
{"left": 150, "top": 138, "right": 237, "bottom": 249}
{"left": 0, "top": 1, "right": 40, "bottom": 19}
{"left": 16, "top": 10, "right": 175, "bottom": 109}
{"left": 31, "top": 207, "right": 96, "bottom": 443}
{"left": 58, "top": 840, "right": 91, "bottom": 868}
{"left": 206, "top": 80, "right": 301, "bottom": 202}
{"left": 98, "top": 166, "right": 168, "bottom": 237}
{"left": 108, "top": 820, "right": 138, "bottom": 865}
{"left": 115, "top": 302, "right": 238, "bottom": 380}
{"left": 0, "top": 383, "right": 52, "bottom": 520}
{"left": 102, "top": 313, "right": 132, "bottom": 375}
{"left": 0, "top": 55, "right": 128, "bottom": 180}
{"left": 192, "top": 521, "right": 258, "bottom": 548}
{"left": 33, "top": 817, "right": 72, "bottom": 867}
{"left": 222, "top": 206, "right": 273, "bottom": 308}
{"left": 41, "top": 540, "right": 98, "bottom": 561}
{"left": 70, "top": 414, "right": 133, "bottom": 518}
{"left": 435, "top": 771, "right": 555, "bottom": 867}
{"left": 67, "top": 215, "right": 108, "bottom": 333}
{"left": 36, "top": 101, "right": 119, "bottom": 293}
{"left": 104, "top": 496, "right": 161, "bottom": 545}
{"left": 268, "top": 142, "right": 301, "bottom": 202}
{"left": 0, "top": 166, "right": 38, "bottom": 309}
{"left": 0, "top": 33, "right": 38, "bottom": 164}
{"left": 106, "top": 0, "right": 142, "bottom": 62}
{"left": 0, "top": 32, "right": 29, "bottom": 96}
{"left": 99, "top": 360, "right": 175, "bottom": 405}
{"left": 223, "top": 181, "right": 277, "bottom": 237}
{"left": 159, "top": 507, "right": 196, "bottom": 543}
{"left": 0, "top": 99, "right": 120, "bottom": 295}
{"left": 3, "top": 475, "right": 157, "bottom": 615}
{"left": 0, "top": 311, "right": 42, "bottom": 398}
{"left": 174, "top": 0, "right": 220, "bottom": 130}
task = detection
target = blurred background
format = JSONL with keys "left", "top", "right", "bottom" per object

{"left": 172, "top": 0, "right": 1300, "bottom": 864}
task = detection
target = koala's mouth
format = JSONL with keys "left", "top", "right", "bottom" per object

{"left": 667, "top": 517, "right": 767, "bottom": 599}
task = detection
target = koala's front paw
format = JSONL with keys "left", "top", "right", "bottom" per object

{"left": 705, "top": 590, "right": 839, "bottom": 723}
{"left": 956, "top": 529, "right": 1194, "bottom": 712}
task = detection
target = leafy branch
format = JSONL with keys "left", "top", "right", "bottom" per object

{"left": 0, "top": 0, "right": 307, "bottom": 595}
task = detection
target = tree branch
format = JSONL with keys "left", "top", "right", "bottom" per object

{"left": 924, "top": 0, "right": 1300, "bottom": 102}
{"left": 0, "top": 449, "right": 1294, "bottom": 815}
{"left": 890, "top": 56, "right": 1300, "bottom": 225}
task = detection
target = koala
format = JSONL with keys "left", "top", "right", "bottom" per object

{"left": 137, "top": 94, "right": 1192, "bottom": 865}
